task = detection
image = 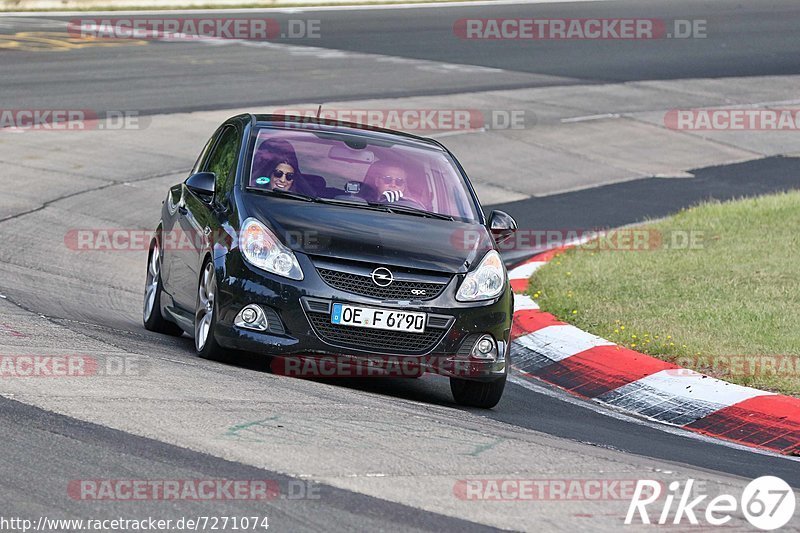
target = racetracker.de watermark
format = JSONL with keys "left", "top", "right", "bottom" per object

{"left": 273, "top": 108, "right": 533, "bottom": 131}
{"left": 0, "top": 110, "right": 146, "bottom": 132}
{"left": 454, "top": 18, "right": 707, "bottom": 40}
{"left": 452, "top": 228, "right": 706, "bottom": 253}
{"left": 0, "top": 355, "right": 149, "bottom": 378}
{"left": 67, "top": 479, "right": 319, "bottom": 500}
{"left": 67, "top": 18, "right": 321, "bottom": 40}
{"left": 665, "top": 108, "right": 800, "bottom": 130}
{"left": 454, "top": 479, "right": 654, "bottom": 501}
{"left": 271, "top": 355, "right": 497, "bottom": 378}
{"left": 65, "top": 228, "right": 707, "bottom": 254}
{"left": 63, "top": 228, "right": 319, "bottom": 252}
{"left": 666, "top": 356, "right": 800, "bottom": 378}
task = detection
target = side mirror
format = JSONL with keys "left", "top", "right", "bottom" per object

{"left": 488, "top": 210, "right": 517, "bottom": 244}
{"left": 185, "top": 172, "right": 215, "bottom": 200}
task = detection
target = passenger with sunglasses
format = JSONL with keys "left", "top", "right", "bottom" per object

{"left": 251, "top": 139, "right": 299, "bottom": 192}
{"left": 268, "top": 162, "right": 296, "bottom": 191}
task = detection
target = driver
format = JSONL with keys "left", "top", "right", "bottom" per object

{"left": 364, "top": 160, "right": 410, "bottom": 204}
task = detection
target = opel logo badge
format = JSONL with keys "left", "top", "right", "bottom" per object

{"left": 371, "top": 267, "right": 394, "bottom": 287}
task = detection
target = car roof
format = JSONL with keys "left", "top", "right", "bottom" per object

{"left": 249, "top": 113, "right": 448, "bottom": 151}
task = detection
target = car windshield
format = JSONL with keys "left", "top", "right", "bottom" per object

{"left": 246, "top": 127, "right": 480, "bottom": 223}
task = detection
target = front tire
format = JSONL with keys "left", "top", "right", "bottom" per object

{"left": 143, "top": 239, "right": 183, "bottom": 336}
{"left": 194, "top": 260, "right": 226, "bottom": 360}
{"left": 450, "top": 371, "right": 506, "bottom": 409}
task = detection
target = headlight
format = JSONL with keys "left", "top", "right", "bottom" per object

{"left": 239, "top": 218, "right": 304, "bottom": 280}
{"left": 456, "top": 250, "right": 506, "bottom": 302}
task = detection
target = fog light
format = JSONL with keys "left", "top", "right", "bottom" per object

{"left": 242, "top": 308, "right": 257, "bottom": 323}
{"left": 234, "top": 304, "right": 269, "bottom": 331}
{"left": 470, "top": 334, "right": 498, "bottom": 361}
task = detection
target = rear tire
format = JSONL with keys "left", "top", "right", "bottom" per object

{"left": 450, "top": 372, "right": 506, "bottom": 409}
{"left": 143, "top": 239, "right": 183, "bottom": 337}
{"left": 194, "top": 260, "right": 226, "bottom": 361}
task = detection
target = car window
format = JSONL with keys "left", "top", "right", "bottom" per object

{"left": 205, "top": 126, "right": 240, "bottom": 201}
{"left": 191, "top": 133, "right": 217, "bottom": 175}
{"left": 248, "top": 128, "right": 479, "bottom": 223}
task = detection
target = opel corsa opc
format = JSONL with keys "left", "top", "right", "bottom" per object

{"left": 142, "top": 114, "right": 517, "bottom": 408}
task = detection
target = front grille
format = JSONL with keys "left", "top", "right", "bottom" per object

{"left": 317, "top": 268, "right": 447, "bottom": 301}
{"left": 307, "top": 312, "right": 444, "bottom": 354}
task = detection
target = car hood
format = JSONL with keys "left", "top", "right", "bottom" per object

{"left": 242, "top": 195, "right": 494, "bottom": 274}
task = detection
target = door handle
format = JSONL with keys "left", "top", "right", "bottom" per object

{"left": 178, "top": 206, "right": 188, "bottom": 215}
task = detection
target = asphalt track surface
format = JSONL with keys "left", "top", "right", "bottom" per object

{"left": 495, "top": 155, "right": 800, "bottom": 248}
{"left": 1, "top": 1, "right": 800, "bottom": 531}
{"left": 0, "top": 396, "right": 498, "bottom": 532}
{"left": 1, "top": 0, "right": 799, "bottom": 114}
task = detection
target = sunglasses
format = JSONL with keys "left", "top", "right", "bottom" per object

{"left": 379, "top": 175, "right": 406, "bottom": 186}
{"left": 272, "top": 169, "right": 295, "bottom": 180}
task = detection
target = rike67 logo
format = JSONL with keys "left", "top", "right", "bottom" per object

{"left": 626, "top": 476, "right": 796, "bottom": 530}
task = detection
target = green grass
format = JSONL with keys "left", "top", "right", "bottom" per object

{"left": 529, "top": 191, "right": 800, "bottom": 396}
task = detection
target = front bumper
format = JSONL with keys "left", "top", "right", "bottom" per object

{"left": 211, "top": 252, "right": 512, "bottom": 380}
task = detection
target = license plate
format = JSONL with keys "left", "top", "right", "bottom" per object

{"left": 331, "top": 303, "right": 426, "bottom": 333}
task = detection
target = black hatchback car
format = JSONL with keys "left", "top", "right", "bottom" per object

{"left": 143, "top": 114, "right": 517, "bottom": 408}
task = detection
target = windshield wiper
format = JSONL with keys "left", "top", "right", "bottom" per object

{"left": 313, "top": 197, "right": 390, "bottom": 211}
{"left": 246, "top": 187, "right": 315, "bottom": 202}
{"left": 247, "top": 189, "right": 455, "bottom": 220}
{"left": 370, "top": 203, "right": 455, "bottom": 221}
{"left": 250, "top": 188, "right": 374, "bottom": 209}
